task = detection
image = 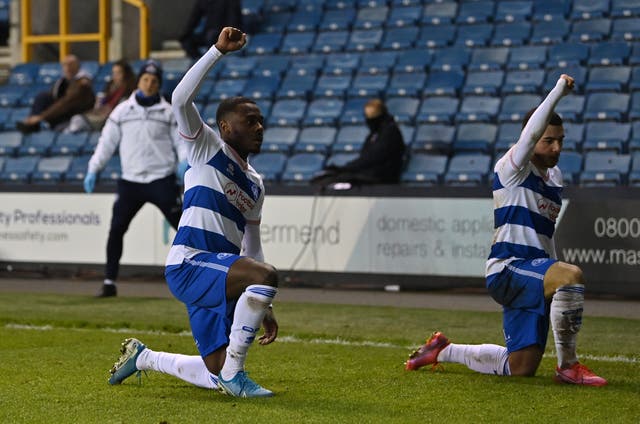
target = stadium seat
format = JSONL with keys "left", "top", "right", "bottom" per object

{"left": 456, "top": 1, "right": 495, "bottom": 24}
{"left": 346, "top": 29, "right": 384, "bottom": 51}
{"left": 387, "top": 71, "right": 426, "bottom": 97}
{"left": 64, "top": 155, "right": 90, "bottom": 184}
{"left": 319, "top": 8, "right": 356, "bottom": 31}
{"left": 455, "top": 96, "right": 501, "bottom": 123}
{"left": 611, "top": 17, "right": 640, "bottom": 41}
{"left": 468, "top": 47, "right": 510, "bottom": 71}
{"left": 220, "top": 56, "right": 258, "bottom": 79}
{"left": 629, "top": 67, "right": 640, "bottom": 91}
{"left": 244, "top": 76, "right": 281, "bottom": 100}
{"left": 421, "top": 2, "right": 458, "bottom": 25}
{"left": 498, "top": 94, "right": 541, "bottom": 122}
{"left": 280, "top": 152, "right": 325, "bottom": 184}
{"left": 246, "top": 33, "right": 283, "bottom": 55}
{"left": 417, "top": 97, "right": 459, "bottom": 124}
{"left": 557, "top": 151, "right": 583, "bottom": 185}
{"left": 260, "top": 11, "right": 292, "bottom": 33}
{"left": 0, "top": 86, "right": 25, "bottom": 107}
{"left": 0, "top": 155, "right": 40, "bottom": 183}
{"left": 630, "top": 91, "right": 640, "bottom": 120}
{"left": 386, "top": 5, "right": 421, "bottom": 27}
{"left": 31, "top": 155, "right": 72, "bottom": 184}
{"left": 431, "top": 47, "right": 471, "bottom": 72}
{"left": 339, "top": 97, "right": 369, "bottom": 125}
{"left": 8, "top": 62, "right": 39, "bottom": 85}
{"left": 588, "top": 41, "right": 632, "bottom": 66}
{"left": 530, "top": 19, "right": 570, "bottom": 44}
{"left": 50, "top": 132, "right": 89, "bottom": 156}
{"left": 290, "top": 54, "right": 325, "bottom": 74}
{"left": 585, "top": 66, "right": 631, "bottom": 92}
{"left": 210, "top": 79, "right": 247, "bottom": 101}
{"left": 393, "top": 48, "right": 433, "bottom": 73}
{"left": 532, "top": 0, "right": 570, "bottom": 22}
{"left": 262, "top": 127, "right": 299, "bottom": 154}
{"left": 201, "top": 102, "right": 219, "bottom": 127}
{"left": 411, "top": 124, "right": 455, "bottom": 154}
{"left": 544, "top": 66, "right": 587, "bottom": 93}
{"left": 423, "top": 70, "right": 465, "bottom": 96}
{"left": 496, "top": 1, "right": 533, "bottom": 22}
{"left": 629, "top": 151, "right": 640, "bottom": 186}
{"left": 401, "top": 153, "right": 448, "bottom": 186}
{"left": 399, "top": 124, "right": 415, "bottom": 147}
{"left": 463, "top": 71, "right": 504, "bottom": 96}
{"left": 444, "top": 153, "right": 492, "bottom": 186}
{"left": 294, "top": 126, "right": 337, "bottom": 153}
{"left": 584, "top": 92, "right": 630, "bottom": 121}
{"left": 495, "top": 122, "right": 521, "bottom": 153}
{"left": 324, "top": 52, "right": 360, "bottom": 75}
{"left": 548, "top": 42, "right": 590, "bottom": 68}
{"left": 313, "top": 30, "right": 350, "bottom": 53}
{"left": 325, "top": 152, "right": 358, "bottom": 168}
{"left": 36, "top": 62, "right": 62, "bottom": 84}
{"left": 571, "top": 0, "right": 611, "bottom": 20}
{"left": 264, "top": 0, "right": 297, "bottom": 13}
{"left": 360, "top": 51, "right": 398, "bottom": 75}
{"left": 502, "top": 69, "right": 545, "bottom": 95}
{"left": 563, "top": 122, "right": 585, "bottom": 151}
{"left": 313, "top": 74, "right": 351, "bottom": 98}
{"left": 556, "top": 94, "right": 585, "bottom": 121}
{"left": 455, "top": 24, "right": 494, "bottom": 47}
{"left": 611, "top": 0, "right": 640, "bottom": 17}
{"left": 276, "top": 73, "right": 316, "bottom": 99}
{"left": 507, "top": 45, "right": 548, "bottom": 70}
{"left": 268, "top": 99, "right": 307, "bottom": 126}
{"left": 333, "top": 125, "right": 367, "bottom": 152}
{"left": 0, "top": 131, "right": 22, "bottom": 156}
{"left": 303, "top": 98, "right": 344, "bottom": 126}
{"left": 453, "top": 123, "right": 497, "bottom": 154}
{"left": 346, "top": 74, "right": 388, "bottom": 98}
{"left": 580, "top": 151, "right": 631, "bottom": 186}
{"left": 353, "top": 6, "right": 388, "bottom": 29}
{"left": 280, "top": 32, "right": 316, "bottom": 54}
{"left": 84, "top": 132, "right": 100, "bottom": 155}
{"left": 582, "top": 121, "right": 631, "bottom": 153}
{"left": 568, "top": 18, "right": 612, "bottom": 42}
{"left": 97, "top": 155, "right": 121, "bottom": 186}
{"left": 18, "top": 131, "right": 56, "bottom": 156}
{"left": 250, "top": 152, "right": 287, "bottom": 182}
{"left": 416, "top": 24, "right": 456, "bottom": 48}
{"left": 252, "top": 55, "right": 290, "bottom": 78}
{"left": 630, "top": 121, "right": 640, "bottom": 151}
{"left": 381, "top": 27, "right": 419, "bottom": 50}
{"left": 386, "top": 97, "right": 420, "bottom": 124}
{"left": 286, "top": 9, "right": 321, "bottom": 32}
{"left": 491, "top": 22, "right": 532, "bottom": 47}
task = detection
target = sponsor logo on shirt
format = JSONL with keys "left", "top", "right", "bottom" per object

{"left": 537, "top": 198, "right": 560, "bottom": 221}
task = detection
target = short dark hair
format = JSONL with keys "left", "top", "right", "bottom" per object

{"left": 215, "top": 96, "right": 257, "bottom": 126}
{"left": 522, "top": 107, "right": 563, "bottom": 129}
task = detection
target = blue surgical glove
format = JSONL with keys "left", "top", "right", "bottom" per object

{"left": 177, "top": 160, "right": 189, "bottom": 182}
{"left": 84, "top": 172, "right": 97, "bottom": 193}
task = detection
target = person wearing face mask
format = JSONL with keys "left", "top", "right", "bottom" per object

{"left": 310, "top": 98, "right": 405, "bottom": 189}
{"left": 83, "top": 60, "right": 189, "bottom": 298}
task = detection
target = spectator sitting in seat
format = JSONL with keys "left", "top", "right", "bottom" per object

{"left": 17, "top": 54, "right": 95, "bottom": 133}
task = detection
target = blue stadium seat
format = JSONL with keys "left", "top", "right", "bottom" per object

{"left": 491, "top": 22, "right": 532, "bottom": 47}
{"left": 294, "top": 126, "right": 337, "bottom": 153}
{"left": 611, "top": 0, "right": 640, "bottom": 17}
{"left": 64, "top": 155, "right": 90, "bottom": 184}
{"left": 556, "top": 94, "right": 586, "bottom": 121}
{"left": 499, "top": 94, "right": 541, "bottom": 122}
{"left": 313, "top": 30, "right": 349, "bottom": 53}
{"left": 532, "top": 0, "right": 570, "bottom": 21}
{"left": 201, "top": 102, "right": 219, "bottom": 127}
{"left": 563, "top": 122, "right": 585, "bottom": 151}
{"left": 612, "top": 17, "right": 640, "bottom": 41}
{"left": 289, "top": 54, "right": 325, "bottom": 74}
{"left": 37, "top": 62, "right": 62, "bottom": 84}
{"left": 544, "top": 66, "right": 588, "bottom": 93}
{"left": 346, "top": 29, "right": 384, "bottom": 51}
{"left": 548, "top": 42, "right": 590, "bottom": 68}
{"left": 588, "top": 41, "right": 632, "bottom": 66}
{"left": 416, "top": 24, "right": 456, "bottom": 48}
{"left": 495, "top": 122, "right": 521, "bottom": 153}
{"left": 325, "top": 52, "right": 360, "bottom": 75}
{"left": 381, "top": 26, "right": 419, "bottom": 50}
{"left": 0, "top": 155, "right": 40, "bottom": 183}
{"left": 8, "top": 63, "right": 39, "bottom": 85}
{"left": 246, "top": 33, "right": 283, "bottom": 55}
{"left": 431, "top": 47, "right": 471, "bottom": 71}
{"left": 83, "top": 132, "right": 100, "bottom": 155}
{"left": 260, "top": 12, "right": 292, "bottom": 33}
{"left": 353, "top": 6, "right": 388, "bottom": 29}
{"left": 386, "top": 71, "right": 426, "bottom": 97}
{"left": 18, "top": 131, "right": 56, "bottom": 156}
{"left": 629, "top": 67, "right": 640, "bottom": 91}
{"left": 463, "top": 71, "right": 504, "bottom": 96}
{"left": 0, "top": 131, "right": 22, "bottom": 156}
{"left": 6, "top": 107, "right": 30, "bottom": 131}
{"left": 569, "top": 18, "right": 612, "bottom": 42}
{"left": 252, "top": 55, "right": 290, "bottom": 78}
{"left": 456, "top": 1, "right": 495, "bottom": 24}
{"left": 585, "top": 66, "right": 631, "bottom": 92}
{"left": 468, "top": 47, "right": 510, "bottom": 71}
{"left": 444, "top": 153, "right": 492, "bottom": 186}
{"left": 249, "top": 152, "right": 286, "bottom": 182}
{"left": 286, "top": 9, "right": 321, "bottom": 32}
{"left": 455, "top": 24, "right": 494, "bottom": 47}
{"left": 210, "top": 79, "right": 247, "bottom": 101}
{"left": 629, "top": 151, "right": 640, "bottom": 186}
{"left": 507, "top": 45, "right": 548, "bottom": 70}
{"left": 244, "top": 76, "right": 281, "bottom": 100}
{"left": 399, "top": 124, "right": 414, "bottom": 147}
{"left": 453, "top": 123, "right": 497, "bottom": 154}
{"left": 557, "top": 151, "right": 583, "bottom": 185}
{"left": 281, "top": 153, "right": 325, "bottom": 184}
{"left": 387, "top": 97, "right": 420, "bottom": 124}
{"left": 630, "top": 91, "right": 640, "bottom": 120}
{"left": 280, "top": 32, "right": 316, "bottom": 54}
{"left": 583, "top": 121, "right": 631, "bottom": 153}
{"left": 339, "top": 97, "right": 368, "bottom": 125}
{"left": 584, "top": 92, "right": 630, "bottom": 121}
{"left": 50, "top": 132, "right": 89, "bottom": 156}
{"left": 32, "top": 155, "right": 72, "bottom": 184}
{"left": 303, "top": 98, "right": 344, "bottom": 126}
{"left": 264, "top": 0, "right": 297, "bottom": 13}
{"left": 496, "top": 1, "right": 533, "bottom": 22}
{"left": 319, "top": 8, "right": 356, "bottom": 31}
{"left": 313, "top": 74, "right": 351, "bottom": 98}
{"left": 192, "top": 79, "right": 214, "bottom": 105}
{"left": 262, "top": 127, "right": 299, "bottom": 153}
{"left": 401, "top": 153, "right": 448, "bottom": 186}
{"left": 456, "top": 96, "right": 501, "bottom": 123}
{"left": 530, "top": 19, "right": 570, "bottom": 44}
{"left": 580, "top": 152, "right": 631, "bottom": 186}
{"left": 333, "top": 125, "right": 367, "bottom": 152}
{"left": 411, "top": 124, "right": 455, "bottom": 154}
{"left": 386, "top": 6, "right": 422, "bottom": 27}
{"left": 219, "top": 56, "right": 259, "bottom": 79}
{"left": 0, "top": 108, "right": 11, "bottom": 130}
{"left": 0, "top": 86, "right": 25, "bottom": 107}
{"left": 421, "top": 2, "right": 458, "bottom": 25}
{"left": 629, "top": 121, "right": 640, "bottom": 151}
{"left": 571, "top": 0, "right": 611, "bottom": 20}
{"left": 325, "top": 152, "right": 358, "bottom": 168}
{"left": 423, "top": 70, "right": 464, "bottom": 96}
{"left": 393, "top": 48, "right": 433, "bottom": 73}
{"left": 268, "top": 99, "right": 307, "bottom": 126}
{"left": 97, "top": 155, "right": 121, "bottom": 186}
{"left": 347, "top": 74, "right": 389, "bottom": 97}
{"left": 502, "top": 69, "right": 546, "bottom": 95}
{"left": 359, "top": 51, "right": 397, "bottom": 75}
{"left": 417, "top": 97, "right": 459, "bottom": 124}
{"left": 276, "top": 73, "right": 316, "bottom": 99}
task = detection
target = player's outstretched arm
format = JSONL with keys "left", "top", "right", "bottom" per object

{"left": 510, "top": 74, "right": 574, "bottom": 169}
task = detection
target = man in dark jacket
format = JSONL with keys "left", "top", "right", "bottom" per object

{"left": 311, "top": 98, "right": 405, "bottom": 189}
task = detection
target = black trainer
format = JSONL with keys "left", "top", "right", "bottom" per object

{"left": 96, "top": 283, "right": 117, "bottom": 298}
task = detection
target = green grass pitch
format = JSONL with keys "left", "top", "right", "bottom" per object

{"left": 0, "top": 292, "right": 638, "bottom": 423}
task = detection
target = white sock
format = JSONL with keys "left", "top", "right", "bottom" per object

{"left": 136, "top": 349, "right": 218, "bottom": 389}
{"left": 104, "top": 279, "right": 115, "bottom": 285}
{"left": 551, "top": 284, "right": 584, "bottom": 368}
{"left": 439, "top": 343, "right": 511, "bottom": 376}
{"left": 220, "top": 284, "right": 277, "bottom": 381}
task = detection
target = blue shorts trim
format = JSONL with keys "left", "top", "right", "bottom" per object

{"left": 486, "top": 258, "right": 557, "bottom": 352}
{"left": 165, "top": 252, "right": 242, "bottom": 357}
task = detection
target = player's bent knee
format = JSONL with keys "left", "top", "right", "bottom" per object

{"left": 560, "top": 262, "right": 584, "bottom": 286}
{"left": 247, "top": 262, "right": 278, "bottom": 287}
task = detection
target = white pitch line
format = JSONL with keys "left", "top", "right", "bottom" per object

{"left": 5, "top": 323, "right": 639, "bottom": 364}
